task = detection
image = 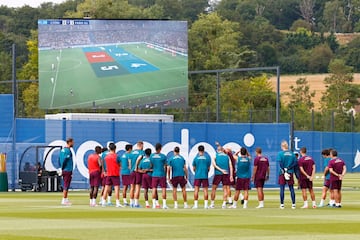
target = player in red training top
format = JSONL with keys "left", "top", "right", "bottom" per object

{"left": 88, "top": 146, "right": 102, "bottom": 207}
{"left": 298, "top": 147, "right": 316, "bottom": 209}
{"left": 101, "top": 143, "right": 122, "bottom": 208}
{"left": 328, "top": 149, "right": 347, "bottom": 208}
{"left": 251, "top": 147, "right": 269, "bottom": 208}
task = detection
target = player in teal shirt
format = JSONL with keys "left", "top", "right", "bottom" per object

{"left": 277, "top": 151, "right": 296, "bottom": 175}
{"left": 210, "top": 146, "right": 233, "bottom": 209}
{"left": 131, "top": 148, "right": 144, "bottom": 172}
{"left": 236, "top": 154, "right": 251, "bottom": 179}
{"left": 100, "top": 148, "right": 109, "bottom": 173}
{"left": 130, "top": 141, "right": 144, "bottom": 208}
{"left": 120, "top": 152, "right": 131, "bottom": 176}
{"left": 192, "top": 154, "right": 211, "bottom": 180}
{"left": 139, "top": 154, "right": 152, "bottom": 177}
{"left": 150, "top": 143, "right": 168, "bottom": 209}
{"left": 150, "top": 152, "right": 167, "bottom": 177}
{"left": 59, "top": 146, "right": 73, "bottom": 172}
{"left": 167, "top": 146, "right": 189, "bottom": 208}
{"left": 59, "top": 138, "right": 74, "bottom": 205}
{"left": 319, "top": 149, "right": 334, "bottom": 207}
{"left": 230, "top": 147, "right": 251, "bottom": 208}
{"left": 168, "top": 152, "right": 186, "bottom": 178}
{"left": 120, "top": 144, "right": 133, "bottom": 206}
{"left": 138, "top": 148, "right": 153, "bottom": 208}
{"left": 99, "top": 147, "right": 112, "bottom": 205}
{"left": 192, "top": 145, "right": 211, "bottom": 209}
{"left": 214, "top": 151, "right": 231, "bottom": 175}
{"left": 277, "top": 141, "right": 296, "bottom": 209}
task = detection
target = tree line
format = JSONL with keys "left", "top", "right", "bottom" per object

{"left": 1, "top": 0, "right": 360, "bottom": 132}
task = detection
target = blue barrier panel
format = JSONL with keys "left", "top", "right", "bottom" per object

{"left": 17, "top": 118, "right": 45, "bottom": 143}
{"left": 41, "top": 120, "right": 290, "bottom": 189}
{"left": 294, "top": 131, "right": 360, "bottom": 173}
{"left": 0, "top": 94, "right": 13, "bottom": 142}
{"left": 3, "top": 109, "right": 358, "bottom": 191}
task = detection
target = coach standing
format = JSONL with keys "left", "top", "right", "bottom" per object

{"left": 277, "top": 140, "right": 297, "bottom": 209}
{"left": 60, "top": 138, "right": 74, "bottom": 206}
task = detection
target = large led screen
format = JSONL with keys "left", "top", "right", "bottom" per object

{"left": 38, "top": 19, "right": 188, "bottom": 109}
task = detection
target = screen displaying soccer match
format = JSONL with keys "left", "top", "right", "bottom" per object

{"left": 38, "top": 19, "right": 188, "bottom": 109}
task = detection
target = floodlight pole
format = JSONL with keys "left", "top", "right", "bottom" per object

{"left": 11, "top": 44, "right": 17, "bottom": 191}
{"left": 276, "top": 66, "right": 280, "bottom": 123}
{"left": 216, "top": 72, "right": 220, "bottom": 122}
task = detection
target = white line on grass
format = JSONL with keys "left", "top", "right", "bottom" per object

{"left": 54, "top": 85, "right": 187, "bottom": 109}
{"left": 50, "top": 49, "right": 62, "bottom": 108}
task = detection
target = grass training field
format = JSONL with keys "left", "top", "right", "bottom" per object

{"left": 39, "top": 43, "right": 188, "bottom": 109}
{"left": 0, "top": 174, "right": 359, "bottom": 240}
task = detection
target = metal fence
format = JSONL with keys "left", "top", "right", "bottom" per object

{"left": 116, "top": 107, "right": 359, "bottom": 132}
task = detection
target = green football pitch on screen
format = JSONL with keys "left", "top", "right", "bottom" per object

{"left": 38, "top": 19, "right": 188, "bottom": 109}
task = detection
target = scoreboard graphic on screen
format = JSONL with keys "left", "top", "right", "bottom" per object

{"left": 38, "top": 19, "right": 188, "bottom": 109}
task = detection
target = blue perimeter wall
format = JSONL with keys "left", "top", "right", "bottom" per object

{"left": 1, "top": 95, "right": 360, "bottom": 190}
